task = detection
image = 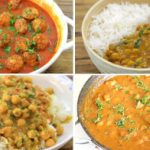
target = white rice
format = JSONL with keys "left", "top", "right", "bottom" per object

{"left": 88, "top": 3, "right": 150, "bottom": 55}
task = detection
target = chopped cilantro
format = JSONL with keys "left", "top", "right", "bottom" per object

{"left": 4, "top": 46, "right": 11, "bottom": 54}
{"left": 113, "top": 104, "right": 125, "bottom": 115}
{"left": 92, "top": 112, "right": 102, "bottom": 124}
{"left": 116, "top": 118, "right": 125, "bottom": 128}
{"left": 96, "top": 99, "right": 104, "bottom": 111}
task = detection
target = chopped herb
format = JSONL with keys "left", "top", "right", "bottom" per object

{"left": 47, "top": 27, "right": 51, "bottom": 35}
{"left": 7, "top": 26, "right": 16, "bottom": 32}
{"left": 15, "top": 47, "right": 20, "bottom": 53}
{"left": 28, "top": 22, "right": 33, "bottom": 32}
{"left": 28, "top": 92, "right": 35, "bottom": 98}
{"left": 96, "top": 99, "right": 104, "bottom": 110}
{"left": 92, "top": 112, "right": 102, "bottom": 124}
{"left": 116, "top": 118, "right": 125, "bottom": 128}
{"left": 10, "top": 17, "right": 16, "bottom": 25}
{"left": 0, "top": 29, "right": 2, "bottom": 34}
{"left": 4, "top": 46, "right": 11, "bottom": 54}
{"left": 139, "top": 29, "right": 145, "bottom": 37}
{"left": 124, "top": 90, "right": 129, "bottom": 94}
{"left": 115, "top": 84, "right": 122, "bottom": 91}
{"left": 34, "top": 66, "right": 39, "bottom": 71}
{"left": 136, "top": 95, "right": 150, "bottom": 105}
{"left": 134, "top": 39, "right": 142, "bottom": 48}
{"left": 113, "top": 104, "right": 125, "bottom": 115}
{"left": 133, "top": 76, "right": 150, "bottom": 92}
{"left": 0, "top": 121, "right": 4, "bottom": 128}
{"left": 0, "top": 63, "right": 5, "bottom": 69}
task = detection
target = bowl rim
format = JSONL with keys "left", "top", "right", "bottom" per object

{"left": 82, "top": 0, "right": 150, "bottom": 72}
{"left": 31, "top": 0, "right": 68, "bottom": 74}
{"left": 77, "top": 75, "right": 111, "bottom": 150}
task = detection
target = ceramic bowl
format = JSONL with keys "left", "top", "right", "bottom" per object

{"left": 82, "top": 0, "right": 150, "bottom": 73}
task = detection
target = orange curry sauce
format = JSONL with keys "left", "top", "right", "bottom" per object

{"left": 80, "top": 76, "right": 150, "bottom": 150}
{"left": 0, "top": 0, "right": 58, "bottom": 73}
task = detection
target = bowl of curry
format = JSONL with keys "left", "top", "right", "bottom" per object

{"left": 82, "top": 0, "right": 150, "bottom": 73}
{"left": 0, "top": 0, "right": 73, "bottom": 73}
{"left": 0, "top": 75, "right": 73, "bottom": 150}
{"left": 78, "top": 75, "right": 150, "bottom": 150}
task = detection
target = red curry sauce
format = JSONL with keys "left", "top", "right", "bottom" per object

{"left": 0, "top": 0, "right": 58, "bottom": 73}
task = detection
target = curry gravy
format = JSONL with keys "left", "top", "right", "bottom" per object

{"left": 80, "top": 76, "right": 150, "bottom": 150}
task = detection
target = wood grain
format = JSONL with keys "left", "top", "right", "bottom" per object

{"left": 75, "top": 0, "right": 99, "bottom": 73}
{"left": 45, "top": 0, "right": 73, "bottom": 73}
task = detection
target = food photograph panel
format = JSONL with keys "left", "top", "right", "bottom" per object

{"left": 0, "top": 75, "right": 73, "bottom": 150}
{"left": 0, "top": 0, "right": 73, "bottom": 74}
{"left": 75, "top": 74, "right": 150, "bottom": 150}
{"left": 75, "top": 0, "right": 150, "bottom": 74}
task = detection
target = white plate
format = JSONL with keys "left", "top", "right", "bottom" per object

{"left": 10, "top": 75, "right": 73, "bottom": 150}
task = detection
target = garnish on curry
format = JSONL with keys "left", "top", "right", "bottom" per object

{"left": 105, "top": 24, "right": 150, "bottom": 68}
{"left": 0, "top": 76, "right": 71, "bottom": 150}
{"left": 80, "top": 76, "right": 150, "bottom": 150}
{"left": 0, "top": 0, "right": 58, "bottom": 73}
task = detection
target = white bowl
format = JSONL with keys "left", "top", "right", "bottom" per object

{"left": 28, "top": 0, "right": 74, "bottom": 74}
{"left": 14, "top": 75, "right": 73, "bottom": 150}
{"left": 82, "top": 0, "right": 150, "bottom": 74}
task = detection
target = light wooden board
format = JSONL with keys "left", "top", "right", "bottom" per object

{"left": 75, "top": 0, "right": 99, "bottom": 73}
{"left": 45, "top": 0, "right": 73, "bottom": 73}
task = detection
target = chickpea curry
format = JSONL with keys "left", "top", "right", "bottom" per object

{"left": 0, "top": 76, "right": 70, "bottom": 150}
{"left": 80, "top": 76, "right": 150, "bottom": 150}
{"left": 0, "top": 0, "right": 58, "bottom": 73}
{"left": 105, "top": 24, "right": 150, "bottom": 68}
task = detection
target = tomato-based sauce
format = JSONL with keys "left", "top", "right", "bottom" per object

{"left": 80, "top": 76, "right": 150, "bottom": 150}
{"left": 0, "top": 0, "right": 58, "bottom": 73}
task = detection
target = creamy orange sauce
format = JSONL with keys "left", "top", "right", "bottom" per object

{"left": 80, "top": 76, "right": 150, "bottom": 150}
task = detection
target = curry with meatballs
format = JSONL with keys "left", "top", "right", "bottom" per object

{"left": 0, "top": 0, "right": 58, "bottom": 73}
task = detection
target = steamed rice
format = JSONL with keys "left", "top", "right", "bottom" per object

{"left": 88, "top": 3, "right": 150, "bottom": 55}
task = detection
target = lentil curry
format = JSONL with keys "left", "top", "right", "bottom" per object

{"left": 0, "top": 0, "right": 58, "bottom": 73}
{"left": 0, "top": 76, "right": 70, "bottom": 150}
{"left": 105, "top": 24, "right": 150, "bottom": 68}
{"left": 80, "top": 76, "right": 150, "bottom": 150}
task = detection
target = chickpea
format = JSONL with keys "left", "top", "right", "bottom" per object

{"left": 56, "top": 124, "right": 64, "bottom": 136}
{"left": 13, "top": 108, "right": 22, "bottom": 117}
{"left": 27, "top": 130, "right": 37, "bottom": 139}
{"left": 28, "top": 104, "right": 37, "bottom": 112}
{"left": 4, "top": 119, "right": 13, "bottom": 126}
{"left": 11, "top": 95, "right": 21, "bottom": 104}
{"left": 3, "top": 78, "right": 15, "bottom": 86}
{"left": 22, "top": 108, "right": 30, "bottom": 118}
{"left": 21, "top": 100, "right": 30, "bottom": 107}
{"left": 45, "top": 138, "right": 55, "bottom": 147}
{"left": 0, "top": 103, "right": 8, "bottom": 114}
{"left": 23, "top": 77, "right": 32, "bottom": 83}
{"left": 2, "top": 93, "right": 11, "bottom": 101}
{"left": 46, "top": 88, "right": 54, "bottom": 95}
{"left": 40, "top": 130, "right": 51, "bottom": 140}
{"left": 17, "top": 119, "right": 26, "bottom": 127}
{"left": 3, "top": 127, "right": 13, "bottom": 137}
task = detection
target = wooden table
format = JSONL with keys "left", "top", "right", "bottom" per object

{"left": 75, "top": 0, "right": 99, "bottom": 73}
{"left": 45, "top": 0, "right": 73, "bottom": 73}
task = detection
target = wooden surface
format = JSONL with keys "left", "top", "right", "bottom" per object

{"left": 75, "top": 0, "right": 99, "bottom": 73}
{"left": 45, "top": 0, "right": 73, "bottom": 73}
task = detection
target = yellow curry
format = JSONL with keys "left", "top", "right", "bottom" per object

{"left": 80, "top": 76, "right": 150, "bottom": 150}
{"left": 0, "top": 76, "right": 70, "bottom": 150}
{"left": 105, "top": 24, "right": 150, "bottom": 68}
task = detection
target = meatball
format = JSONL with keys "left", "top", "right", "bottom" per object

{"left": 6, "top": 55, "right": 24, "bottom": 73}
{"left": 8, "top": 0, "right": 21, "bottom": 9}
{"left": 15, "top": 37, "right": 29, "bottom": 53}
{"left": 32, "top": 18, "right": 47, "bottom": 33}
{"left": 15, "top": 18, "right": 28, "bottom": 34}
{"left": 23, "top": 52, "right": 38, "bottom": 67}
{"left": 33, "top": 34, "right": 49, "bottom": 50}
{"left": 22, "top": 7, "right": 39, "bottom": 20}
{"left": 0, "top": 33, "right": 11, "bottom": 48}
{"left": 0, "top": 12, "right": 11, "bottom": 26}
